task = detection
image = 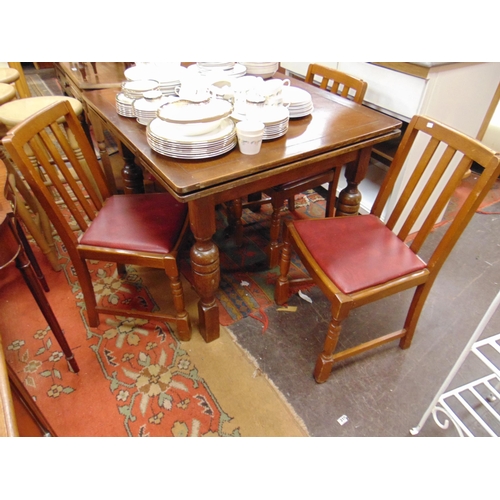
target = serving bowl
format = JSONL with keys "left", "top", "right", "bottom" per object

{"left": 240, "top": 62, "right": 279, "bottom": 79}
{"left": 156, "top": 98, "right": 233, "bottom": 136}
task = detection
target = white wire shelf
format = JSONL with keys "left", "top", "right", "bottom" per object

{"left": 410, "top": 291, "right": 500, "bottom": 437}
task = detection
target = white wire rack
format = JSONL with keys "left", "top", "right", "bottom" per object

{"left": 410, "top": 290, "right": 500, "bottom": 437}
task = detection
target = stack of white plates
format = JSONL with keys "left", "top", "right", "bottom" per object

{"left": 197, "top": 62, "right": 235, "bottom": 72}
{"left": 282, "top": 86, "right": 314, "bottom": 118}
{"left": 240, "top": 62, "right": 279, "bottom": 79}
{"left": 147, "top": 117, "right": 237, "bottom": 159}
{"left": 262, "top": 115, "right": 289, "bottom": 140}
{"left": 232, "top": 106, "right": 289, "bottom": 140}
{"left": 116, "top": 92, "right": 136, "bottom": 117}
{"left": 188, "top": 63, "right": 247, "bottom": 79}
{"left": 122, "top": 80, "right": 160, "bottom": 100}
{"left": 124, "top": 64, "right": 187, "bottom": 96}
{"left": 132, "top": 91, "right": 173, "bottom": 125}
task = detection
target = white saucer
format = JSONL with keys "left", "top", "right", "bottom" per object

{"left": 282, "top": 86, "right": 312, "bottom": 105}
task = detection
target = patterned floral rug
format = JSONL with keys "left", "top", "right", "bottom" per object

{"left": 0, "top": 224, "right": 308, "bottom": 437}
{"left": 1, "top": 237, "right": 242, "bottom": 436}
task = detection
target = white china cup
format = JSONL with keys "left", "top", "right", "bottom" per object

{"left": 256, "top": 78, "right": 291, "bottom": 107}
{"left": 245, "top": 92, "right": 266, "bottom": 120}
{"left": 236, "top": 120, "right": 265, "bottom": 155}
{"left": 231, "top": 76, "right": 264, "bottom": 114}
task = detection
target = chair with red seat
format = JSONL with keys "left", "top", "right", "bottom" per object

{"left": 2, "top": 100, "right": 192, "bottom": 340}
{"left": 275, "top": 114, "right": 500, "bottom": 383}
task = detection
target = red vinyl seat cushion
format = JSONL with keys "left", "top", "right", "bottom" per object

{"left": 292, "top": 214, "right": 427, "bottom": 294}
{"left": 80, "top": 192, "right": 187, "bottom": 254}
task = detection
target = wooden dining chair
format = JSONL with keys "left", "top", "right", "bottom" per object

{"left": 0, "top": 95, "right": 87, "bottom": 272}
{"left": 2, "top": 100, "right": 192, "bottom": 340}
{"left": 231, "top": 64, "right": 368, "bottom": 268}
{"left": 273, "top": 64, "right": 367, "bottom": 211}
{"left": 275, "top": 114, "right": 500, "bottom": 383}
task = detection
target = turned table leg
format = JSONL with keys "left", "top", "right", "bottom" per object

{"left": 188, "top": 198, "right": 220, "bottom": 343}
{"left": 121, "top": 144, "right": 144, "bottom": 194}
{"left": 336, "top": 147, "right": 373, "bottom": 217}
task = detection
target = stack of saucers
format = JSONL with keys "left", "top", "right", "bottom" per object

{"left": 282, "top": 86, "right": 314, "bottom": 118}
{"left": 240, "top": 62, "right": 279, "bottom": 79}
{"left": 231, "top": 106, "right": 289, "bottom": 140}
{"left": 121, "top": 79, "right": 160, "bottom": 100}
{"left": 115, "top": 92, "right": 136, "bottom": 117}
{"left": 260, "top": 107, "right": 289, "bottom": 140}
{"left": 146, "top": 118, "right": 237, "bottom": 159}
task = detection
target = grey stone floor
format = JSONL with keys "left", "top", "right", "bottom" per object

{"left": 227, "top": 202, "right": 500, "bottom": 437}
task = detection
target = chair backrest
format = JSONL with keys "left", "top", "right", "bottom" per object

{"left": 305, "top": 63, "right": 367, "bottom": 104}
{"left": 372, "top": 114, "right": 500, "bottom": 274}
{"left": 2, "top": 100, "right": 111, "bottom": 255}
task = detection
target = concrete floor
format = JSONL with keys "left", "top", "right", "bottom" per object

{"left": 227, "top": 202, "right": 500, "bottom": 437}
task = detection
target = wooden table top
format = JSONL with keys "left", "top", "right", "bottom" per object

{"left": 83, "top": 74, "right": 401, "bottom": 202}
{"left": 55, "top": 62, "right": 127, "bottom": 91}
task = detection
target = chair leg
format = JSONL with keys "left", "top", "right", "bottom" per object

{"left": 399, "top": 283, "right": 431, "bottom": 350}
{"left": 75, "top": 257, "right": 100, "bottom": 327}
{"left": 287, "top": 196, "right": 296, "bottom": 211}
{"left": 314, "top": 314, "right": 344, "bottom": 383}
{"left": 229, "top": 198, "right": 244, "bottom": 247}
{"left": 13, "top": 228, "right": 79, "bottom": 374}
{"left": 15, "top": 195, "right": 61, "bottom": 272}
{"left": 168, "top": 273, "right": 191, "bottom": 341}
{"left": 117, "top": 263, "right": 127, "bottom": 276}
{"left": 8, "top": 365, "right": 58, "bottom": 436}
{"left": 274, "top": 234, "right": 292, "bottom": 305}
{"left": 13, "top": 216, "right": 49, "bottom": 292}
{"left": 325, "top": 167, "right": 342, "bottom": 217}
{"left": 267, "top": 196, "right": 285, "bottom": 268}
{"left": 247, "top": 192, "right": 264, "bottom": 212}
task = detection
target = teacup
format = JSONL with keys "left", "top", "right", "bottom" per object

{"left": 256, "top": 78, "right": 291, "bottom": 107}
{"left": 231, "top": 76, "right": 264, "bottom": 114}
{"left": 245, "top": 91, "right": 266, "bottom": 119}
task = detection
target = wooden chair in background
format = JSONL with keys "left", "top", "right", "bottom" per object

{"left": 275, "top": 115, "right": 500, "bottom": 383}
{"left": 2, "top": 100, "right": 192, "bottom": 340}
{"left": 0, "top": 93, "right": 86, "bottom": 272}
{"left": 277, "top": 63, "right": 368, "bottom": 212}
{"left": 231, "top": 64, "right": 368, "bottom": 268}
